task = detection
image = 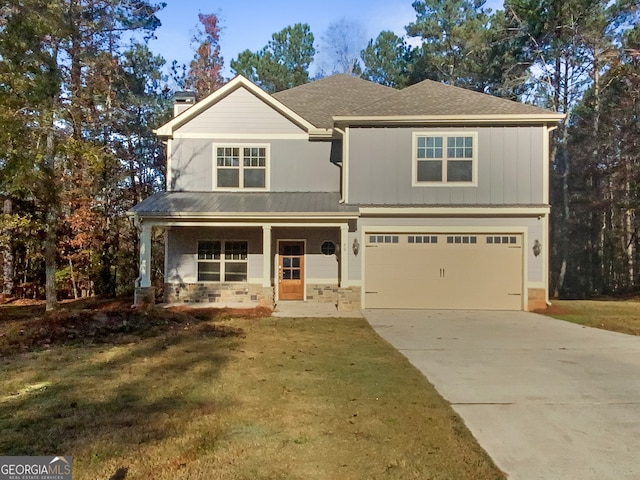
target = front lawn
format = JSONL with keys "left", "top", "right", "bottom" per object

{"left": 0, "top": 301, "right": 503, "bottom": 479}
{"left": 541, "top": 299, "right": 640, "bottom": 336}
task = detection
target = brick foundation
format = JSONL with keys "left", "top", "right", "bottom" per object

{"left": 165, "top": 283, "right": 274, "bottom": 307}
{"left": 527, "top": 288, "right": 547, "bottom": 311}
{"left": 338, "top": 286, "right": 361, "bottom": 312}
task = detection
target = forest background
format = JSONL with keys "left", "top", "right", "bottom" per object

{"left": 1, "top": 0, "right": 639, "bottom": 310}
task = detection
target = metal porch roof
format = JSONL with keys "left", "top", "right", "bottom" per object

{"left": 129, "top": 191, "right": 358, "bottom": 217}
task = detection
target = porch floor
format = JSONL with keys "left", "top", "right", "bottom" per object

{"left": 273, "top": 301, "right": 363, "bottom": 318}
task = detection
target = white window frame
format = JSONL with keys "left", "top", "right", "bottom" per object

{"left": 411, "top": 132, "right": 478, "bottom": 187}
{"left": 213, "top": 143, "right": 270, "bottom": 191}
{"left": 197, "top": 239, "right": 249, "bottom": 283}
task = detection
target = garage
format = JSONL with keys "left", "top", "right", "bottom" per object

{"left": 364, "top": 233, "right": 523, "bottom": 310}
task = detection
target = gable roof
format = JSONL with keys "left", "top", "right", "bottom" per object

{"left": 272, "top": 74, "right": 396, "bottom": 129}
{"left": 155, "top": 76, "right": 331, "bottom": 138}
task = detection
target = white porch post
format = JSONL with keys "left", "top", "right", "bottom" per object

{"left": 262, "top": 225, "right": 272, "bottom": 287}
{"left": 340, "top": 224, "right": 349, "bottom": 288}
{"left": 139, "top": 222, "right": 152, "bottom": 288}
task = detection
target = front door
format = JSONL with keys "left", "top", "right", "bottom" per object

{"left": 278, "top": 241, "right": 304, "bottom": 300}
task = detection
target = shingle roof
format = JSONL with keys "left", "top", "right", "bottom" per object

{"left": 349, "top": 79, "right": 553, "bottom": 117}
{"left": 272, "top": 74, "right": 397, "bottom": 128}
{"left": 273, "top": 75, "right": 556, "bottom": 126}
{"left": 130, "top": 192, "right": 358, "bottom": 217}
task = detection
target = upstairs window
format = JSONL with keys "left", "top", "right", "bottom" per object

{"left": 215, "top": 145, "right": 268, "bottom": 189}
{"left": 413, "top": 133, "right": 477, "bottom": 186}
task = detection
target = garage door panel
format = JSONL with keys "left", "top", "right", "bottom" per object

{"left": 364, "top": 233, "right": 523, "bottom": 310}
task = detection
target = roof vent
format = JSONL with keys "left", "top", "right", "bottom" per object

{"left": 173, "top": 91, "right": 197, "bottom": 117}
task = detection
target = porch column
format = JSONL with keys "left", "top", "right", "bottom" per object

{"left": 139, "top": 222, "right": 152, "bottom": 288}
{"left": 134, "top": 221, "right": 154, "bottom": 307}
{"left": 340, "top": 224, "right": 349, "bottom": 288}
{"left": 262, "top": 225, "right": 272, "bottom": 287}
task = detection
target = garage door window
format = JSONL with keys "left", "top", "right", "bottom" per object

{"left": 446, "top": 235, "right": 477, "bottom": 244}
{"left": 369, "top": 235, "right": 399, "bottom": 244}
{"left": 408, "top": 235, "right": 438, "bottom": 244}
{"left": 487, "top": 236, "right": 517, "bottom": 244}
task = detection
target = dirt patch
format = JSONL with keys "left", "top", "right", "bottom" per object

{"left": 0, "top": 298, "right": 266, "bottom": 357}
{"left": 533, "top": 303, "right": 575, "bottom": 316}
{"left": 166, "top": 305, "right": 272, "bottom": 320}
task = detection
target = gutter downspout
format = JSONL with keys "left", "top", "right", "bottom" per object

{"left": 545, "top": 124, "right": 559, "bottom": 307}
{"left": 334, "top": 127, "right": 347, "bottom": 204}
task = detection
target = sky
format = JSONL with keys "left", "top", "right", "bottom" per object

{"left": 148, "top": 0, "right": 501, "bottom": 79}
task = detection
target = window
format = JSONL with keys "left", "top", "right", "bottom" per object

{"left": 197, "top": 240, "right": 248, "bottom": 282}
{"left": 446, "top": 235, "right": 477, "bottom": 244}
{"left": 487, "top": 236, "right": 517, "bottom": 245}
{"left": 369, "top": 235, "right": 399, "bottom": 244}
{"left": 408, "top": 235, "right": 438, "bottom": 244}
{"left": 414, "top": 133, "right": 477, "bottom": 185}
{"left": 321, "top": 241, "right": 336, "bottom": 255}
{"left": 216, "top": 145, "right": 267, "bottom": 189}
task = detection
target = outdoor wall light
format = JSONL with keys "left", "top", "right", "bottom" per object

{"left": 533, "top": 239, "right": 542, "bottom": 257}
{"left": 352, "top": 238, "right": 360, "bottom": 256}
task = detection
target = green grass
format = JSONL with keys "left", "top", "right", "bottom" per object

{"left": 0, "top": 301, "right": 504, "bottom": 479}
{"left": 545, "top": 299, "right": 640, "bottom": 335}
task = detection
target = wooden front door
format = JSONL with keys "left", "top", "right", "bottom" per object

{"left": 278, "top": 241, "right": 304, "bottom": 300}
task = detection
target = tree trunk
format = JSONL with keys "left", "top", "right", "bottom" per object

{"left": 69, "top": 258, "right": 79, "bottom": 300}
{"left": 44, "top": 125, "right": 58, "bottom": 311}
{"left": 2, "top": 199, "right": 14, "bottom": 297}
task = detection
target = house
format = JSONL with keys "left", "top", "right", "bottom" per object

{"left": 129, "top": 74, "right": 564, "bottom": 311}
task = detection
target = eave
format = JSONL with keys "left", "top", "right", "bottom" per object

{"left": 333, "top": 113, "right": 566, "bottom": 127}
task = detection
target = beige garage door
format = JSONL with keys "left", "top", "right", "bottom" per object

{"left": 364, "top": 233, "right": 523, "bottom": 310}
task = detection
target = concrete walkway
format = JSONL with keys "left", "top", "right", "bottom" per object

{"left": 363, "top": 309, "right": 640, "bottom": 480}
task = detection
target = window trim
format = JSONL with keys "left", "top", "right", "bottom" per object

{"left": 411, "top": 132, "right": 478, "bottom": 187}
{"left": 196, "top": 239, "right": 249, "bottom": 283}
{"left": 213, "top": 143, "right": 270, "bottom": 191}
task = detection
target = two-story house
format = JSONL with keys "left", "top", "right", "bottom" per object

{"left": 130, "top": 74, "right": 563, "bottom": 311}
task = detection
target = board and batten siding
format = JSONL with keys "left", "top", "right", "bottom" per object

{"left": 175, "top": 87, "right": 305, "bottom": 135}
{"left": 169, "top": 138, "right": 339, "bottom": 192}
{"left": 166, "top": 228, "right": 264, "bottom": 284}
{"left": 347, "top": 126, "right": 545, "bottom": 205}
{"left": 350, "top": 216, "right": 546, "bottom": 284}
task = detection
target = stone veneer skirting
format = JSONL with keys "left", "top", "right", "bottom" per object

{"left": 305, "top": 284, "right": 339, "bottom": 304}
{"left": 165, "top": 283, "right": 273, "bottom": 307}
{"left": 165, "top": 282, "right": 362, "bottom": 312}
{"left": 337, "top": 287, "right": 361, "bottom": 312}
{"left": 305, "top": 284, "right": 362, "bottom": 312}
{"left": 527, "top": 288, "right": 547, "bottom": 311}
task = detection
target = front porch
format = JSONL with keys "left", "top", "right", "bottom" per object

{"left": 134, "top": 221, "right": 361, "bottom": 313}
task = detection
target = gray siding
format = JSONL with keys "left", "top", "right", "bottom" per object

{"left": 166, "top": 227, "right": 263, "bottom": 284}
{"left": 166, "top": 226, "right": 341, "bottom": 284}
{"left": 348, "top": 126, "right": 545, "bottom": 205}
{"left": 169, "top": 139, "right": 339, "bottom": 192}
{"left": 175, "top": 88, "right": 305, "bottom": 135}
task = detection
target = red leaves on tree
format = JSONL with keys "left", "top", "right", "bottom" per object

{"left": 185, "top": 13, "right": 225, "bottom": 97}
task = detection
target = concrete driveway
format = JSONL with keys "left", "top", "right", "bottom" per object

{"left": 363, "top": 309, "right": 640, "bottom": 480}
